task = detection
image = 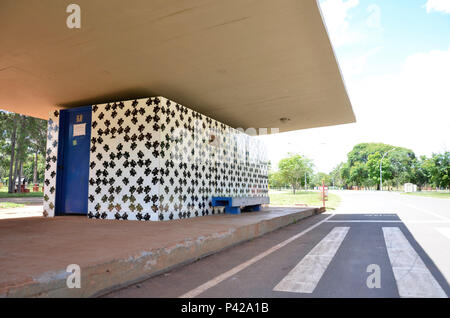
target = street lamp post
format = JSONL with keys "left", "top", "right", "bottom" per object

{"left": 380, "top": 148, "right": 396, "bottom": 191}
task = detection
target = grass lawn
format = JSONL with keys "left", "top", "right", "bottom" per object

{"left": 0, "top": 186, "right": 43, "bottom": 198}
{"left": 269, "top": 190, "right": 341, "bottom": 210}
{"left": 401, "top": 192, "right": 450, "bottom": 199}
{"left": 0, "top": 202, "right": 26, "bottom": 209}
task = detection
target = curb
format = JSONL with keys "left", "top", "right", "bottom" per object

{"left": 4, "top": 207, "right": 322, "bottom": 297}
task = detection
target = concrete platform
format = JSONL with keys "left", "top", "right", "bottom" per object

{"left": 0, "top": 206, "right": 322, "bottom": 297}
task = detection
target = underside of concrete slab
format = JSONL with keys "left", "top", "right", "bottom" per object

{"left": 0, "top": 0, "right": 355, "bottom": 132}
{"left": 0, "top": 206, "right": 322, "bottom": 297}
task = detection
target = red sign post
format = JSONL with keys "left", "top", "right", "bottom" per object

{"left": 320, "top": 180, "right": 328, "bottom": 208}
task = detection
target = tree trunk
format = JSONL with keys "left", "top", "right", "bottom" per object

{"left": 12, "top": 153, "right": 19, "bottom": 192}
{"left": 33, "top": 151, "right": 38, "bottom": 185}
{"left": 18, "top": 161, "right": 23, "bottom": 192}
{"left": 8, "top": 116, "right": 18, "bottom": 193}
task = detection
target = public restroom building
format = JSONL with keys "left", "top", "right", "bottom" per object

{"left": 1, "top": 0, "right": 356, "bottom": 221}
{"left": 44, "top": 97, "right": 269, "bottom": 221}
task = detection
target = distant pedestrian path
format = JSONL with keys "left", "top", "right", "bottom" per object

{"left": 0, "top": 197, "right": 43, "bottom": 205}
{"left": 0, "top": 205, "right": 43, "bottom": 219}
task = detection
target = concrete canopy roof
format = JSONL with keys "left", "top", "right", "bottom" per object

{"left": 0, "top": 0, "right": 355, "bottom": 132}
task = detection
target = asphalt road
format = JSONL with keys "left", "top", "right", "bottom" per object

{"left": 105, "top": 191, "right": 450, "bottom": 298}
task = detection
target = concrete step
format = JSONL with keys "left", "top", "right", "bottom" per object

{"left": 0, "top": 207, "right": 322, "bottom": 297}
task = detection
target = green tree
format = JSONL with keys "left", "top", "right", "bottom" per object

{"left": 349, "top": 161, "right": 369, "bottom": 187}
{"left": 27, "top": 117, "right": 48, "bottom": 184}
{"left": 347, "top": 143, "right": 393, "bottom": 166}
{"left": 278, "top": 154, "right": 314, "bottom": 194}
{"left": 428, "top": 152, "right": 450, "bottom": 189}
{"left": 411, "top": 155, "right": 431, "bottom": 188}
{"left": 340, "top": 143, "right": 416, "bottom": 190}
{"left": 366, "top": 152, "right": 393, "bottom": 189}
{"left": 0, "top": 111, "right": 48, "bottom": 191}
{"left": 312, "top": 172, "right": 331, "bottom": 187}
{"left": 327, "top": 143, "right": 447, "bottom": 191}
{"left": 389, "top": 148, "right": 416, "bottom": 189}
{"left": 340, "top": 162, "right": 351, "bottom": 188}
{"left": 330, "top": 162, "right": 347, "bottom": 188}
{"left": 268, "top": 170, "right": 288, "bottom": 189}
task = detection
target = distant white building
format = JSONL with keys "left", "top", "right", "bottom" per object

{"left": 404, "top": 183, "right": 417, "bottom": 193}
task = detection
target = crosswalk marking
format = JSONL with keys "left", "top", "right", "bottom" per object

{"left": 273, "top": 227, "right": 349, "bottom": 294}
{"left": 326, "top": 220, "right": 403, "bottom": 223}
{"left": 180, "top": 219, "right": 448, "bottom": 298}
{"left": 179, "top": 214, "right": 336, "bottom": 298}
{"left": 326, "top": 220, "right": 450, "bottom": 224}
{"left": 382, "top": 227, "right": 447, "bottom": 298}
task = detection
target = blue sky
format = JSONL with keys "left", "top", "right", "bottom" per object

{"left": 332, "top": 0, "right": 450, "bottom": 77}
{"left": 260, "top": 0, "right": 450, "bottom": 173}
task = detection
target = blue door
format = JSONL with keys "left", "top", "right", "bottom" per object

{"left": 56, "top": 106, "right": 92, "bottom": 215}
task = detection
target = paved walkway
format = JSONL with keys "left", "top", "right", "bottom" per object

{"left": 0, "top": 197, "right": 43, "bottom": 205}
{"left": 0, "top": 205, "right": 43, "bottom": 220}
{"left": 0, "top": 206, "right": 319, "bottom": 297}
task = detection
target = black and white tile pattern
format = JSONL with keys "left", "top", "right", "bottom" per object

{"left": 45, "top": 97, "right": 268, "bottom": 221}
{"left": 43, "top": 110, "right": 60, "bottom": 217}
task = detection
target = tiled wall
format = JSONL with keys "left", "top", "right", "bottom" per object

{"left": 43, "top": 110, "right": 60, "bottom": 217}
{"left": 45, "top": 97, "right": 268, "bottom": 221}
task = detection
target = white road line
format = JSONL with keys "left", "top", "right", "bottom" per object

{"left": 326, "top": 220, "right": 402, "bottom": 223}
{"left": 394, "top": 200, "right": 450, "bottom": 221}
{"left": 404, "top": 220, "right": 450, "bottom": 224}
{"left": 179, "top": 213, "right": 336, "bottom": 298}
{"left": 326, "top": 220, "right": 450, "bottom": 224}
{"left": 273, "top": 227, "right": 349, "bottom": 294}
{"left": 436, "top": 227, "right": 450, "bottom": 240}
{"left": 382, "top": 227, "right": 447, "bottom": 298}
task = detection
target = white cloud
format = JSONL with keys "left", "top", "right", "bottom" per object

{"left": 350, "top": 48, "right": 450, "bottom": 128}
{"left": 425, "top": 0, "right": 450, "bottom": 14}
{"left": 319, "top": 0, "right": 361, "bottom": 47}
{"left": 261, "top": 47, "right": 450, "bottom": 172}
{"left": 319, "top": 1, "right": 382, "bottom": 48}
{"left": 366, "top": 4, "right": 381, "bottom": 28}
{"left": 338, "top": 47, "right": 450, "bottom": 159}
{"left": 340, "top": 46, "right": 382, "bottom": 76}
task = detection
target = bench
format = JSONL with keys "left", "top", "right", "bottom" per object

{"left": 211, "top": 196, "right": 270, "bottom": 214}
